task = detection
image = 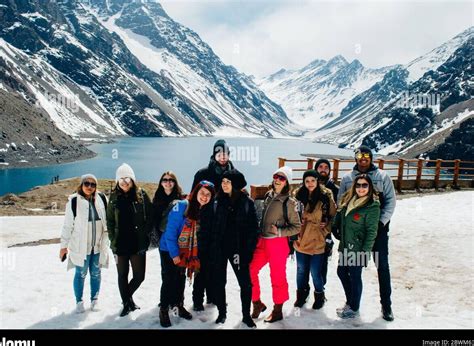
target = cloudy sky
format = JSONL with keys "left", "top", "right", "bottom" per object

{"left": 160, "top": 0, "right": 473, "bottom": 78}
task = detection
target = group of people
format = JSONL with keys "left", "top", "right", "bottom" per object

{"left": 59, "top": 139, "right": 396, "bottom": 328}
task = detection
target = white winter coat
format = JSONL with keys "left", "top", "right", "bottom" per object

{"left": 60, "top": 192, "right": 110, "bottom": 270}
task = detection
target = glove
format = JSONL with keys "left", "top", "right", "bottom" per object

{"left": 324, "top": 236, "right": 334, "bottom": 255}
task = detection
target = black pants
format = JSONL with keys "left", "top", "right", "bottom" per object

{"left": 212, "top": 254, "right": 252, "bottom": 317}
{"left": 372, "top": 222, "right": 392, "bottom": 309}
{"left": 116, "top": 253, "right": 146, "bottom": 304}
{"left": 192, "top": 258, "right": 213, "bottom": 305}
{"left": 159, "top": 250, "right": 186, "bottom": 309}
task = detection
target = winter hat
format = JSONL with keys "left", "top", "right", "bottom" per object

{"left": 314, "top": 158, "right": 331, "bottom": 171}
{"left": 354, "top": 145, "right": 373, "bottom": 161}
{"left": 222, "top": 169, "right": 247, "bottom": 190}
{"left": 302, "top": 169, "right": 320, "bottom": 182}
{"left": 80, "top": 173, "right": 97, "bottom": 184}
{"left": 213, "top": 139, "right": 230, "bottom": 159}
{"left": 115, "top": 163, "right": 136, "bottom": 183}
{"left": 273, "top": 166, "right": 293, "bottom": 184}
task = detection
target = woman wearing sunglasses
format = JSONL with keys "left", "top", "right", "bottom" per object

{"left": 158, "top": 180, "right": 215, "bottom": 328}
{"left": 107, "top": 163, "right": 153, "bottom": 317}
{"left": 249, "top": 166, "right": 302, "bottom": 323}
{"left": 333, "top": 174, "right": 380, "bottom": 319}
{"left": 150, "top": 172, "right": 184, "bottom": 248}
{"left": 293, "top": 169, "right": 336, "bottom": 310}
{"left": 60, "top": 174, "right": 110, "bottom": 313}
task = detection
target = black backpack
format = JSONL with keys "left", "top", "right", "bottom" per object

{"left": 71, "top": 192, "right": 107, "bottom": 218}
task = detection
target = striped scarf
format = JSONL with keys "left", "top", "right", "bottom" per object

{"left": 177, "top": 218, "right": 200, "bottom": 280}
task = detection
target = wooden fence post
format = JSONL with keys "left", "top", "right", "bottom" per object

{"left": 378, "top": 159, "right": 385, "bottom": 170}
{"left": 278, "top": 157, "right": 286, "bottom": 168}
{"left": 397, "top": 159, "right": 405, "bottom": 193}
{"left": 434, "top": 159, "right": 442, "bottom": 189}
{"left": 333, "top": 159, "right": 340, "bottom": 183}
{"left": 453, "top": 159, "right": 461, "bottom": 188}
{"left": 307, "top": 158, "right": 315, "bottom": 170}
{"left": 416, "top": 159, "right": 423, "bottom": 190}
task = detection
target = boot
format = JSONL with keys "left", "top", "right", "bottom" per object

{"left": 264, "top": 303, "right": 283, "bottom": 323}
{"left": 129, "top": 296, "right": 140, "bottom": 311}
{"left": 159, "top": 307, "right": 172, "bottom": 328}
{"left": 242, "top": 314, "right": 257, "bottom": 328}
{"left": 293, "top": 288, "right": 310, "bottom": 308}
{"left": 119, "top": 301, "right": 132, "bottom": 317}
{"left": 312, "top": 291, "right": 326, "bottom": 310}
{"left": 215, "top": 312, "right": 227, "bottom": 324}
{"left": 176, "top": 303, "right": 192, "bottom": 320}
{"left": 382, "top": 306, "right": 394, "bottom": 322}
{"left": 251, "top": 299, "right": 267, "bottom": 319}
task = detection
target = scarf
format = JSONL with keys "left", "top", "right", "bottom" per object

{"left": 177, "top": 217, "right": 200, "bottom": 280}
{"left": 345, "top": 195, "right": 369, "bottom": 216}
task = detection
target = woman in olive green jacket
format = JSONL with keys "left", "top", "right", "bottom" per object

{"left": 107, "top": 163, "right": 153, "bottom": 317}
{"left": 333, "top": 174, "right": 380, "bottom": 319}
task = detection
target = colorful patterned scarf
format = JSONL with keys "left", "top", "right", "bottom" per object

{"left": 177, "top": 217, "right": 200, "bottom": 280}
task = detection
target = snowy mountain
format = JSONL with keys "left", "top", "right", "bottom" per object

{"left": 258, "top": 55, "right": 394, "bottom": 129}
{"left": 361, "top": 36, "right": 473, "bottom": 156}
{"left": 0, "top": 0, "right": 298, "bottom": 145}
{"left": 302, "top": 27, "right": 473, "bottom": 158}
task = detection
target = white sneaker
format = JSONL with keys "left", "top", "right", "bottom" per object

{"left": 76, "top": 301, "right": 86, "bottom": 314}
{"left": 336, "top": 303, "right": 350, "bottom": 315}
{"left": 339, "top": 308, "right": 360, "bottom": 319}
{"left": 90, "top": 299, "right": 99, "bottom": 312}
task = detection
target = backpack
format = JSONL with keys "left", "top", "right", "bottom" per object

{"left": 71, "top": 192, "right": 107, "bottom": 218}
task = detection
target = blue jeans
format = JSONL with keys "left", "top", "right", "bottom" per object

{"left": 295, "top": 251, "right": 324, "bottom": 293}
{"left": 337, "top": 264, "right": 363, "bottom": 311}
{"left": 74, "top": 252, "right": 101, "bottom": 303}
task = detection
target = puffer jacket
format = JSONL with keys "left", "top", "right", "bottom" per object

{"left": 294, "top": 188, "right": 336, "bottom": 255}
{"left": 260, "top": 191, "right": 302, "bottom": 239}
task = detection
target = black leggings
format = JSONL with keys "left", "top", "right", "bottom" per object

{"left": 116, "top": 253, "right": 146, "bottom": 304}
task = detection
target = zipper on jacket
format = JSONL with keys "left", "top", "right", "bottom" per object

{"left": 90, "top": 200, "right": 96, "bottom": 252}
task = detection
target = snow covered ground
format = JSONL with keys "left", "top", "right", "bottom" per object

{"left": 0, "top": 191, "right": 472, "bottom": 329}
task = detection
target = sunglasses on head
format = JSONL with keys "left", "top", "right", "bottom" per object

{"left": 119, "top": 177, "right": 132, "bottom": 184}
{"left": 355, "top": 183, "right": 369, "bottom": 189}
{"left": 162, "top": 178, "right": 175, "bottom": 183}
{"left": 83, "top": 181, "right": 97, "bottom": 188}
{"left": 273, "top": 174, "right": 287, "bottom": 182}
{"left": 356, "top": 153, "right": 371, "bottom": 160}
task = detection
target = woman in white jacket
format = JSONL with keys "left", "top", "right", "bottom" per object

{"left": 59, "top": 174, "right": 110, "bottom": 313}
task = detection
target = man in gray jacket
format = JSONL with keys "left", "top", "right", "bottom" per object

{"left": 337, "top": 145, "right": 396, "bottom": 322}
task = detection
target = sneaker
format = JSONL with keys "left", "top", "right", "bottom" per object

{"left": 382, "top": 306, "right": 394, "bottom": 322}
{"left": 90, "top": 299, "right": 99, "bottom": 312}
{"left": 339, "top": 308, "right": 359, "bottom": 319}
{"left": 75, "top": 301, "right": 85, "bottom": 314}
{"left": 336, "top": 303, "right": 350, "bottom": 314}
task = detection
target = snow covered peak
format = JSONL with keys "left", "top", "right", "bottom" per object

{"left": 405, "top": 26, "right": 474, "bottom": 82}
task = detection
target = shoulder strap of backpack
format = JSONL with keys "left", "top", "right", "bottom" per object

{"left": 282, "top": 196, "right": 290, "bottom": 225}
{"left": 71, "top": 196, "right": 77, "bottom": 219}
{"left": 98, "top": 192, "right": 107, "bottom": 210}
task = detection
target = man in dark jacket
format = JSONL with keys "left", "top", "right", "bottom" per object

{"left": 337, "top": 145, "right": 396, "bottom": 322}
{"left": 191, "top": 139, "right": 235, "bottom": 190}
{"left": 192, "top": 139, "right": 235, "bottom": 310}
{"left": 314, "top": 158, "right": 339, "bottom": 290}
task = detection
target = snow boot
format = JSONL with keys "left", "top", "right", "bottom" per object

{"left": 293, "top": 288, "right": 310, "bottom": 308}
{"left": 251, "top": 299, "right": 267, "bottom": 319}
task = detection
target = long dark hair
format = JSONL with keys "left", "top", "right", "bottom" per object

{"left": 186, "top": 182, "right": 216, "bottom": 221}
{"left": 153, "top": 171, "right": 183, "bottom": 206}
{"left": 295, "top": 183, "right": 326, "bottom": 213}
{"left": 216, "top": 185, "right": 242, "bottom": 206}
{"left": 340, "top": 174, "right": 376, "bottom": 208}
